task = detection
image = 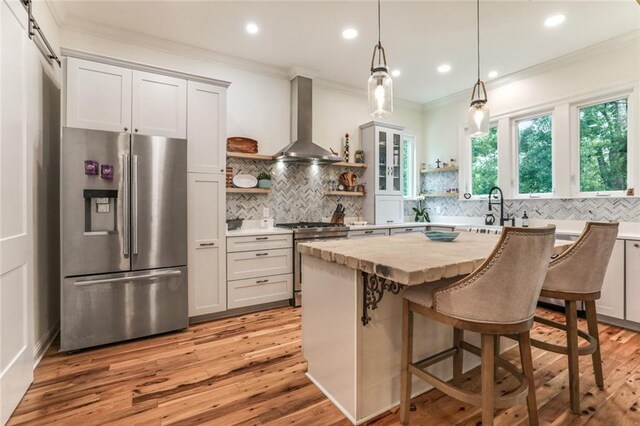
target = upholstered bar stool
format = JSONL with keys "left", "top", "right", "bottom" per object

{"left": 399, "top": 226, "right": 556, "bottom": 426}
{"left": 532, "top": 221, "right": 618, "bottom": 414}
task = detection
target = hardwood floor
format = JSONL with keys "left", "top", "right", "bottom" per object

{"left": 9, "top": 307, "right": 640, "bottom": 425}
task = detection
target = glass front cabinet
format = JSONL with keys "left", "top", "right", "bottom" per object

{"left": 360, "top": 121, "right": 406, "bottom": 224}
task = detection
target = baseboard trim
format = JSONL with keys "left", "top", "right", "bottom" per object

{"left": 33, "top": 322, "right": 59, "bottom": 367}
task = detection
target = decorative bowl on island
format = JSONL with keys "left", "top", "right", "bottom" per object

{"left": 424, "top": 230, "right": 460, "bottom": 242}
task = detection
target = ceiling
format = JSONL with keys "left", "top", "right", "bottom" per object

{"left": 53, "top": 1, "right": 640, "bottom": 104}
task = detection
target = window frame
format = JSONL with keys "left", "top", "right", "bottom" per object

{"left": 467, "top": 124, "right": 499, "bottom": 199}
{"left": 401, "top": 134, "right": 417, "bottom": 199}
{"left": 512, "top": 112, "right": 555, "bottom": 199}
{"left": 571, "top": 93, "right": 632, "bottom": 198}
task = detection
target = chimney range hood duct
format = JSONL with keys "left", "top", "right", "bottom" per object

{"left": 273, "top": 76, "right": 344, "bottom": 164}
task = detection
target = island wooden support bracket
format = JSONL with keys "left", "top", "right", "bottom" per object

{"left": 361, "top": 272, "right": 403, "bottom": 326}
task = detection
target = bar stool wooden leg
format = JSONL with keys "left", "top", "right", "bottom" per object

{"left": 585, "top": 300, "right": 604, "bottom": 389}
{"left": 494, "top": 335, "right": 501, "bottom": 379}
{"left": 565, "top": 300, "right": 580, "bottom": 414}
{"left": 481, "top": 334, "right": 495, "bottom": 426}
{"left": 400, "top": 300, "right": 414, "bottom": 425}
{"left": 518, "top": 331, "right": 539, "bottom": 426}
{"left": 453, "top": 328, "right": 464, "bottom": 387}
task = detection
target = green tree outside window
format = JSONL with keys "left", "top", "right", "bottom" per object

{"left": 518, "top": 115, "right": 553, "bottom": 194}
{"left": 579, "top": 99, "right": 628, "bottom": 192}
{"left": 471, "top": 127, "right": 498, "bottom": 195}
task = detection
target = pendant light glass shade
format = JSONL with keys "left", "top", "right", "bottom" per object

{"left": 368, "top": 0, "right": 393, "bottom": 118}
{"left": 368, "top": 61, "right": 393, "bottom": 117}
{"left": 467, "top": 0, "right": 489, "bottom": 136}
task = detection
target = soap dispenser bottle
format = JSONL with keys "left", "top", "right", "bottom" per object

{"left": 522, "top": 211, "right": 529, "bottom": 228}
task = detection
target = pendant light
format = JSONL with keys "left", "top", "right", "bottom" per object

{"left": 368, "top": 0, "right": 393, "bottom": 117}
{"left": 468, "top": 0, "right": 489, "bottom": 136}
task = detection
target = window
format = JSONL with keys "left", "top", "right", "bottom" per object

{"left": 470, "top": 126, "right": 498, "bottom": 195}
{"left": 402, "top": 135, "right": 416, "bottom": 198}
{"left": 517, "top": 115, "right": 553, "bottom": 195}
{"left": 579, "top": 98, "right": 628, "bottom": 193}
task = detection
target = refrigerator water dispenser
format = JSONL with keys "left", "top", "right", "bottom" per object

{"left": 84, "top": 189, "right": 118, "bottom": 233}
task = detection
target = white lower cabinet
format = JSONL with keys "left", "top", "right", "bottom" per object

{"left": 390, "top": 226, "right": 426, "bottom": 236}
{"left": 596, "top": 239, "right": 625, "bottom": 320}
{"left": 374, "top": 196, "right": 404, "bottom": 225}
{"left": 227, "top": 235, "right": 293, "bottom": 308}
{"left": 228, "top": 274, "right": 293, "bottom": 309}
{"left": 626, "top": 240, "right": 640, "bottom": 323}
{"left": 188, "top": 173, "right": 226, "bottom": 317}
{"left": 348, "top": 229, "right": 389, "bottom": 239}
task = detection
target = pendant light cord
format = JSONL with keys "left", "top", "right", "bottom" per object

{"left": 476, "top": 0, "right": 480, "bottom": 82}
{"left": 378, "top": 0, "right": 381, "bottom": 46}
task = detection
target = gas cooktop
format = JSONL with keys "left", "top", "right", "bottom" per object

{"left": 276, "top": 222, "right": 345, "bottom": 229}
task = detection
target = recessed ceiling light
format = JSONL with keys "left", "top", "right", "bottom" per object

{"left": 488, "top": 70, "right": 498, "bottom": 78}
{"left": 437, "top": 64, "right": 452, "bottom": 73}
{"left": 246, "top": 22, "right": 259, "bottom": 34}
{"left": 342, "top": 28, "right": 358, "bottom": 40}
{"left": 391, "top": 69, "right": 401, "bottom": 77}
{"left": 544, "top": 14, "right": 566, "bottom": 28}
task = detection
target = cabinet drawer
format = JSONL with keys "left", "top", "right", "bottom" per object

{"left": 390, "top": 226, "right": 426, "bottom": 236}
{"left": 227, "top": 234, "right": 292, "bottom": 253}
{"left": 626, "top": 240, "right": 640, "bottom": 323}
{"left": 348, "top": 229, "right": 389, "bottom": 239}
{"left": 427, "top": 225, "right": 456, "bottom": 232}
{"left": 228, "top": 274, "right": 292, "bottom": 309}
{"left": 227, "top": 248, "right": 293, "bottom": 281}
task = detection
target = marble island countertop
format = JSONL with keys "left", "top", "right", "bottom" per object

{"left": 298, "top": 232, "right": 573, "bottom": 286}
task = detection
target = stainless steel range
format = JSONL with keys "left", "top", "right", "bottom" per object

{"left": 276, "top": 222, "right": 349, "bottom": 306}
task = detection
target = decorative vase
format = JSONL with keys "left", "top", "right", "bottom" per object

{"left": 258, "top": 179, "right": 272, "bottom": 189}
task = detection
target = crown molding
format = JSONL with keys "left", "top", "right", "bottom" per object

{"left": 423, "top": 30, "right": 640, "bottom": 111}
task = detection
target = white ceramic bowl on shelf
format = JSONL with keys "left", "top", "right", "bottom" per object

{"left": 233, "top": 174, "right": 258, "bottom": 188}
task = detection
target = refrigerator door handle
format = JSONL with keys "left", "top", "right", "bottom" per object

{"left": 123, "top": 154, "right": 130, "bottom": 256}
{"left": 73, "top": 270, "right": 183, "bottom": 286}
{"left": 132, "top": 155, "right": 139, "bottom": 255}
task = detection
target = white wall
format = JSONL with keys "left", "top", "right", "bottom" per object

{"left": 59, "top": 28, "right": 423, "bottom": 156}
{"left": 422, "top": 33, "right": 640, "bottom": 166}
{"left": 29, "top": 1, "right": 62, "bottom": 360}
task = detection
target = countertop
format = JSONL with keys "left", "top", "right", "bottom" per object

{"left": 298, "top": 232, "right": 572, "bottom": 285}
{"left": 226, "top": 227, "right": 293, "bottom": 237}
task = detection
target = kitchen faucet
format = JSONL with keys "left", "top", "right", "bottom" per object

{"left": 488, "top": 186, "right": 513, "bottom": 226}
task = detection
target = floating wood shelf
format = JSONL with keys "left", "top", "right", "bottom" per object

{"left": 226, "top": 152, "right": 274, "bottom": 161}
{"left": 226, "top": 188, "right": 271, "bottom": 194}
{"left": 332, "top": 162, "right": 367, "bottom": 168}
{"left": 324, "top": 191, "right": 365, "bottom": 197}
{"left": 421, "top": 166, "right": 459, "bottom": 173}
{"left": 422, "top": 192, "right": 459, "bottom": 198}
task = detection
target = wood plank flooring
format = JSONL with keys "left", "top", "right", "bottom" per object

{"left": 8, "top": 307, "right": 640, "bottom": 425}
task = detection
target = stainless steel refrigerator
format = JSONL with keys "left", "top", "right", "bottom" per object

{"left": 60, "top": 127, "right": 188, "bottom": 351}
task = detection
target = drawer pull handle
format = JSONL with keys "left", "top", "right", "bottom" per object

{"left": 635, "top": 243, "right": 640, "bottom": 248}
{"left": 405, "top": 228, "right": 413, "bottom": 232}
{"left": 256, "top": 252, "right": 269, "bottom": 257}
{"left": 255, "top": 237, "right": 268, "bottom": 240}
{"left": 365, "top": 230, "right": 374, "bottom": 234}
{"left": 256, "top": 279, "right": 269, "bottom": 284}
{"left": 200, "top": 242, "right": 216, "bottom": 247}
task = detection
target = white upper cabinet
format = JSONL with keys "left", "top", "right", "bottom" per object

{"left": 66, "top": 57, "right": 132, "bottom": 132}
{"left": 375, "top": 127, "right": 403, "bottom": 195}
{"left": 187, "top": 81, "right": 227, "bottom": 173}
{"left": 132, "top": 71, "right": 187, "bottom": 138}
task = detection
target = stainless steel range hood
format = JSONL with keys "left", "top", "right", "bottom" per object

{"left": 273, "top": 76, "right": 344, "bottom": 164}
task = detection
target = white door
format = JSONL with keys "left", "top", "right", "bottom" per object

{"left": 626, "top": 240, "right": 640, "bottom": 323}
{"left": 1, "top": 0, "right": 34, "bottom": 423}
{"left": 375, "top": 195, "right": 404, "bottom": 225}
{"left": 375, "top": 128, "right": 390, "bottom": 194}
{"left": 132, "top": 71, "right": 186, "bottom": 138}
{"left": 188, "top": 173, "right": 226, "bottom": 316}
{"left": 596, "top": 239, "right": 625, "bottom": 320}
{"left": 187, "top": 81, "right": 226, "bottom": 174}
{"left": 66, "top": 57, "right": 132, "bottom": 132}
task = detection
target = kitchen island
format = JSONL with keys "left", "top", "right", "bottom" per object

{"left": 298, "top": 232, "right": 571, "bottom": 424}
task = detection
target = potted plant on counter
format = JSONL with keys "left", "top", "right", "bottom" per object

{"left": 257, "top": 172, "right": 272, "bottom": 189}
{"left": 413, "top": 194, "right": 430, "bottom": 222}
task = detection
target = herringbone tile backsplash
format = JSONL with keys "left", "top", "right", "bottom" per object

{"left": 227, "top": 161, "right": 639, "bottom": 223}
{"left": 226, "top": 158, "right": 365, "bottom": 223}
{"left": 406, "top": 170, "right": 640, "bottom": 222}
